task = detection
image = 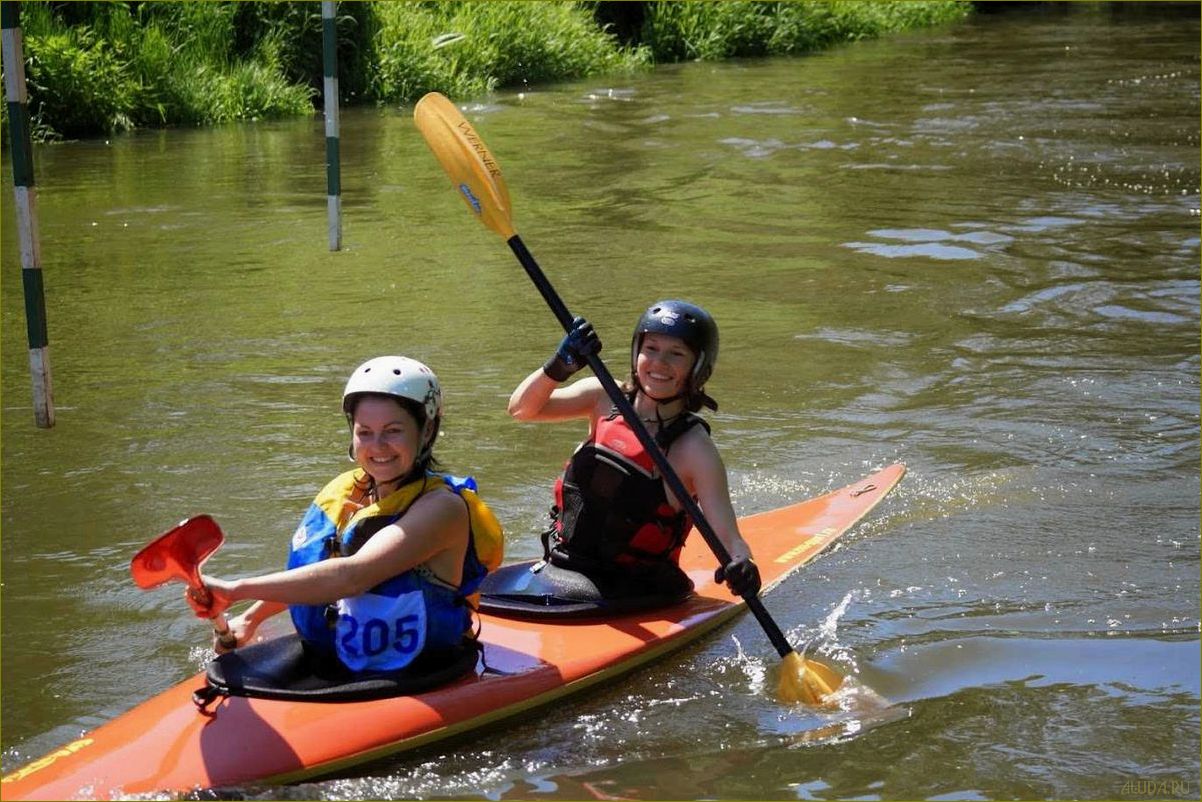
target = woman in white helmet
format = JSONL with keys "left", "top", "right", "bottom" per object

{"left": 187, "top": 356, "right": 503, "bottom": 675}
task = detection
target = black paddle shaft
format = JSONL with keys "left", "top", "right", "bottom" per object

{"left": 507, "top": 235, "right": 796, "bottom": 659}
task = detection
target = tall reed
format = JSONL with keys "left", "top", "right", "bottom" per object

{"left": 14, "top": 0, "right": 314, "bottom": 139}
{"left": 641, "top": 1, "right": 971, "bottom": 62}
{"left": 368, "top": 1, "right": 648, "bottom": 103}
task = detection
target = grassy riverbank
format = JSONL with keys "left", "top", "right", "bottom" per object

{"left": 5, "top": 1, "right": 970, "bottom": 142}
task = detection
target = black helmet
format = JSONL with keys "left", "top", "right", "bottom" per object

{"left": 630, "top": 300, "right": 719, "bottom": 410}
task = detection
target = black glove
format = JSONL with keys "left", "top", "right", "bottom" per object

{"left": 715, "top": 555, "right": 761, "bottom": 597}
{"left": 543, "top": 316, "right": 601, "bottom": 382}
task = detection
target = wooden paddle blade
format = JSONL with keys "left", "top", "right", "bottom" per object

{"left": 413, "top": 92, "right": 516, "bottom": 240}
{"left": 777, "top": 651, "right": 844, "bottom": 706}
{"left": 130, "top": 515, "right": 224, "bottom": 590}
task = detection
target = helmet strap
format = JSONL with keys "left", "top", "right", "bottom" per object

{"left": 633, "top": 380, "right": 687, "bottom": 417}
{"left": 635, "top": 376, "right": 717, "bottom": 414}
{"left": 693, "top": 389, "right": 719, "bottom": 412}
{"left": 419, "top": 416, "right": 440, "bottom": 460}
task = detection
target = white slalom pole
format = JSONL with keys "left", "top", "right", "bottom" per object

{"left": 322, "top": 0, "right": 341, "bottom": 251}
{"left": 3, "top": 0, "right": 54, "bottom": 428}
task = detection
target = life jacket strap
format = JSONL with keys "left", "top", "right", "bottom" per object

{"left": 191, "top": 683, "right": 226, "bottom": 713}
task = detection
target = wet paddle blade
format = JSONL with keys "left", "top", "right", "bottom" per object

{"left": 130, "top": 515, "right": 224, "bottom": 590}
{"left": 777, "top": 651, "right": 844, "bottom": 706}
{"left": 413, "top": 92, "right": 516, "bottom": 240}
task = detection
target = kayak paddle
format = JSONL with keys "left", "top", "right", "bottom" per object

{"left": 130, "top": 514, "right": 237, "bottom": 650}
{"left": 413, "top": 92, "right": 842, "bottom": 705}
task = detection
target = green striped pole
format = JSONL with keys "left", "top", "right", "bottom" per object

{"left": 2, "top": 0, "right": 54, "bottom": 428}
{"left": 322, "top": 0, "right": 341, "bottom": 251}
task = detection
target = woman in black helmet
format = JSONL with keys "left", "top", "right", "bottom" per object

{"left": 508, "top": 300, "right": 761, "bottom": 605}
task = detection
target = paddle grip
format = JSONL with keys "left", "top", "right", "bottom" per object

{"left": 506, "top": 235, "right": 796, "bottom": 660}
{"left": 192, "top": 584, "right": 238, "bottom": 651}
{"left": 212, "top": 613, "right": 238, "bottom": 650}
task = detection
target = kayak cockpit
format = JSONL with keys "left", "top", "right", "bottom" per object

{"left": 197, "top": 635, "right": 479, "bottom": 704}
{"left": 478, "top": 559, "right": 693, "bottom": 619}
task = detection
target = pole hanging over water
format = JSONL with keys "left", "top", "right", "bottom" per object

{"left": 322, "top": 0, "right": 341, "bottom": 251}
{"left": 2, "top": 0, "right": 54, "bottom": 428}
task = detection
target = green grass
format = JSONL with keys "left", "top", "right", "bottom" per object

{"left": 3, "top": 1, "right": 969, "bottom": 142}
{"left": 15, "top": 0, "right": 315, "bottom": 139}
{"left": 368, "top": 1, "right": 648, "bottom": 103}
{"left": 641, "top": 1, "right": 971, "bottom": 62}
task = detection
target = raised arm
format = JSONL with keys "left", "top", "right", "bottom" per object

{"left": 508, "top": 373, "right": 607, "bottom": 422}
{"left": 508, "top": 316, "right": 605, "bottom": 422}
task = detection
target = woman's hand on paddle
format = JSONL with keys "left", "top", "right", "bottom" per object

{"left": 184, "top": 576, "right": 235, "bottom": 621}
{"left": 543, "top": 317, "right": 601, "bottom": 382}
{"left": 213, "top": 601, "right": 288, "bottom": 653}
{"left": 715, "top": 554, "right": 761, "bottom": 597}
{"left": 212, "top": 611, "right": 254, "bottom": 653}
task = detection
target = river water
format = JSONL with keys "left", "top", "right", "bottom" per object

{"left": 2, "top": 5, "right": 1198, "bottom": 800}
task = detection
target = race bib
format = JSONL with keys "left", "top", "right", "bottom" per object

{"left": 334, "top": 590, "right": 428, "bottom": 672}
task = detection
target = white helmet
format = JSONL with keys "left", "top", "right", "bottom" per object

{"left": 342, "top": 356, "right": 442, "bottom": 426}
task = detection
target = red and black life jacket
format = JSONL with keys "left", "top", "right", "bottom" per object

{"left": 545, "top": 407, "right": 710, "bottom": 573}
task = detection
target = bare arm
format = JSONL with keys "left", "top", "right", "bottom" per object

{"left": 216, "top": 599, "right": 288, "bottom": 652}
{"left": 509, "top": 317, "right": 604, "bottom": 421}
{"left": 675, "top": 431, "right": 753, "bottom": 562}
{"left": 235, "top": 599, "right": 288, "bottom": 629}
{"left": 508, "top": 371, "right": 606, "bottom": 422}
{"left": 196, "top": 490, "right": 469, "bottom": 617}
{"left": 676, "top": 431, "right": 762, "bottom": 597}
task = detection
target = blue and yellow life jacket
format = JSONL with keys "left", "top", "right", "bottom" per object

{"left": 287, "top": 469, "right": 503, "bottom": 672}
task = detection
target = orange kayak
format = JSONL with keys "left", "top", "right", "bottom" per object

{"left": 2, "top": 464, "right": 904, "bottom": 800}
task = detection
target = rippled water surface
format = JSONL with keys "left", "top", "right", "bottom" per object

{"left": 2, "top": 6, "right": 1199, "bottom": 800}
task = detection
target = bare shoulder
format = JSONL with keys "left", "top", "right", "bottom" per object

{"left": 407, "top": 485, "right": 470, "bottom": 535}
{"left": 670, "top": 418, "right": 724, "bottom": 479}
{"left": 678, "top": 417, "right": 720, "bottom": 456}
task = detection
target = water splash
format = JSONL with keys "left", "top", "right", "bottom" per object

{"left": 774, "top": 590, "right": 912, "bottom": 733}
{"left": 186, "top": 644, "right": 215, "bottom": 672}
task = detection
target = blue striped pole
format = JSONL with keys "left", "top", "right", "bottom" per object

{"left": 2, "top": 0, "right": 54, "bottom": 428}
{"left": 322, "top": 0, "right": 341, "bottom": 251}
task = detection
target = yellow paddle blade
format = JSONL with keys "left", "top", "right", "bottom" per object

{"left": 413, "top": 92, "right": 516, "bottom": 241}
{"left": 777, "top": 651, "right": 845, "bottom": 706}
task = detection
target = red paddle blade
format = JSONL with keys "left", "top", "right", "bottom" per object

{"left": 130, "top": 515, "right": 224, "bottom": 589}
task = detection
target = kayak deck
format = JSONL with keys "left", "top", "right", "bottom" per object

{"left": 2, "top": 464, "right": 905, "bottom": 800}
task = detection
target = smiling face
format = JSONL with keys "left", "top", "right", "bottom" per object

{"left": 349, "top": 395, "right": 430, "bottom": 486}
{"left": 635, "top": 332, "right": 697, "bottom": 402}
